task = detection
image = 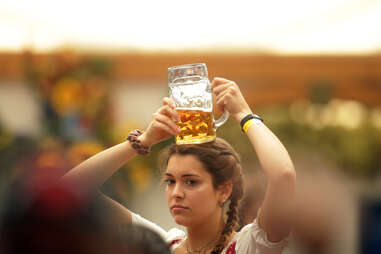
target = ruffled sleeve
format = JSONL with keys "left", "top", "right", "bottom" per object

{"left": 166, "top": 228, "right": 186, "bottom": 251}
{"left": 234, "top": 218, "right": 288, "bottom": 254}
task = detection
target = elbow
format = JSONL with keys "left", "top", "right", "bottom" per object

{"left": 283, "top": 168, "right": 296, "bottom": 187}
{"left": 269, "top": 164, "right": 296, "bottom": 185}
{"left": 283, "top": 163, "right": 296, "bottom": 180}
{"left": 282, "top": 163, "right": 296, "bottom": 184}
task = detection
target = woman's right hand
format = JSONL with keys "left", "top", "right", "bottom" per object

{"left": 138, "top": 97, "right": 180, "bottom": 147}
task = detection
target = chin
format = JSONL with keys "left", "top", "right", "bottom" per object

{"left": 172, "top": 214, "right": 192, "bottom": 227}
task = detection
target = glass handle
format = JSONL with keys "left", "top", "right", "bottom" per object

{"left": 215, "top": 111, "right": 229, "bottom": 128}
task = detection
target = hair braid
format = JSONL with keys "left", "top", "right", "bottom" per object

{"left": 212, "top": 176, "right": 243, "bottom": 254}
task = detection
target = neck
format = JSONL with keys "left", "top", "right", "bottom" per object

{"left": 186, "top": 210, "right": 224, "bottom": 253}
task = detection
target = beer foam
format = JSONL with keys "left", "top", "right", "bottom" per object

{"left": 170, "top": 80, "right": 212, "bottom": 110}
{"left": 175, "top": 107, "right": 212, "bottom": 112}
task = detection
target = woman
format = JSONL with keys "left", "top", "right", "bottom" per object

{"left": 61, "top": 77, "right": 296, "bottom": 253}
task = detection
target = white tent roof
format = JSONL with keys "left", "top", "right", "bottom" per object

{"left": 1, "top": 0, "right": 380, "bottom": 54}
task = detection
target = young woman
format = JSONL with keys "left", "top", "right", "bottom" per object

{"left": 61, "top": 77, "right": 296, "bottom": 254}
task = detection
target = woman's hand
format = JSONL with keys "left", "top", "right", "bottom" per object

{"left": 211, "top": 77, "right": 252, "bottom": 123}
{"left": 138, "top": 97, "right": 180, "bottom": 147}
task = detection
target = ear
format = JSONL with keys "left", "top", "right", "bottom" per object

{"left": 217, "top": 180, "right": 233, "bottom": 203}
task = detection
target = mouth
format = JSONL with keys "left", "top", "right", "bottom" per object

{"left": 171, "top": 205, "right": 189, "bottom": 213}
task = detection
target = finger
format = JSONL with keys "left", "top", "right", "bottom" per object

{"left": 211, "top": 77, "right": 234, "bottom": 89}
{"left": 216, "top": 88, "right": 229, "bottom": 105}
{"left": 216, "top": 84, "right": 238, "bottom": 101}
{"left": 216, "top": 90, "right": 230, "bottom": 108}
{"left": 153, "top": 120, "right": 178, "bottom": 136}
{"left": 215, "top": 94, "right": 227, "bottom": 113}
{"left": 153, "top": 112, "right": 180, "bottom": 134}
{"left": 212, "top": 83, "right": 234, "bottom": 97}
{"left": 216, "top": 85, "right": 239, "bottom": 107}
{"left": 158, "top": 105, "right": 180, "bottom": 122}
{"left": 162, "top": 97, "right": 176, "bottom": 109}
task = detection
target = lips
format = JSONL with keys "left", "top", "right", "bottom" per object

{"left": 171, "top": 205, "right": 187, "bottom": 209}
{"left": 171, "top": 205, "right": 188, "bottom": 213}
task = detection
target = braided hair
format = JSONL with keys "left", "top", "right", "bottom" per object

{"left": 165, "top": 138, "right": 244, "bottom": 254}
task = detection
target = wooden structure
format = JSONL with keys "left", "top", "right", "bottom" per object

{"left": 1, "top": 52, "right": 380, "bottom": 106}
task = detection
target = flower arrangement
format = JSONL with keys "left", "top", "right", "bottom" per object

{"left": 0, "top": 50, "right": 153, "bottom": 203}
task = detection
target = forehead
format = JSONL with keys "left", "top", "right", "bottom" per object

{"left": 166, "top": 154, "right": 209, "bottom": 176}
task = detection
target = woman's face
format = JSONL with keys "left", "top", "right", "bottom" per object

{"left": 164, "top": 154, "right": 222, "bottom": 227}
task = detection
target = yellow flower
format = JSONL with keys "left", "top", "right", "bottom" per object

{"left": 67, "top": 141, "right": 104, "bottom": 167}
{"left": 51, "top": 78, "right": 83, "bottom": 116}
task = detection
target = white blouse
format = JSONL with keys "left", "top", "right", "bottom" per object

{"left": 131, "top": 212, "right": 288, "bottom": 254}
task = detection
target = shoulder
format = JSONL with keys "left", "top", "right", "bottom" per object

{"left": 231, "top": 218, "right": 288, "bottom": 254}
{"left": 167, "top": 228, "right": 186, "bottom": 251}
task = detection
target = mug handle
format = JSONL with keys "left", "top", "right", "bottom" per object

{"left": 215, "top": 111, "right": 230, "bottom": 128}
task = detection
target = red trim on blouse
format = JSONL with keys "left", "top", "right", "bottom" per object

{"left": 169, "top": 239, "right": 182, "bottom": 248}
{"left": 226, "top": 241, "right": 237, "bottom": 254}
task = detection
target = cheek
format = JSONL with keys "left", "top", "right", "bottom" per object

{"left": 188, "top": 185, "right": 217, "bottom": 210}
{"left": 165, "top": 187, "right": 171, "bottom": 203}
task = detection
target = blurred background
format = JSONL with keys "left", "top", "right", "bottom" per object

{"left": 1, "top": 0, "right": 381, "bottom": 253}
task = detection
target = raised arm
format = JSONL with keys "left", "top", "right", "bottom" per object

{"left": 211, "top": 77, "right": 296, "bottom": 242}
{"left": 60, "top": 97, "right": 180, "bottom": 222}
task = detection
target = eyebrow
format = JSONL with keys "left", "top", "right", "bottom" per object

{"left": 165, "top": 173, "right": 201, "bottom": 178}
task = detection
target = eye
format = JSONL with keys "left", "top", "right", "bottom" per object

{"left": 164, "top": 179, "right": 175, "bottom": 186}
{"left": 185, "top": 179, "right": 197, "bottom": 186}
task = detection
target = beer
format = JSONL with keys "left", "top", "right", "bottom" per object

{"left": 169, "top": 63, "right": 229, "bottom": 144}
{"left": 175, "top": 109, "right": 216, "bottom": 144}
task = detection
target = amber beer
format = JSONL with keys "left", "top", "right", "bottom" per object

{"left": 175, "top": 109, "right": 216, "bottom": 144}
{"left": 169, "top": 64, "right": 229, "bottom": 144}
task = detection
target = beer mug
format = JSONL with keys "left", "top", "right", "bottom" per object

{"left": 168, "top": 63, "right": 229, "bottom": 145}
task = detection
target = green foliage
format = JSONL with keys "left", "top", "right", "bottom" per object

{"left": 236, "top": 104, "right": 381, "bottom": 178}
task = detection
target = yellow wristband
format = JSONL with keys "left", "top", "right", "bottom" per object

{"left": 243, "top": 119, "right": 255, "bottom": 133}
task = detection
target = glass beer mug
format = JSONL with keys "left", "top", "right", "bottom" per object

{"left": 168, "top": 63, "right": 229, "bottom": 145}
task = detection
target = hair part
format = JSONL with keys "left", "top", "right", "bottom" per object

{"left": 164, "top": 138, "right": 244, "bottom": 253}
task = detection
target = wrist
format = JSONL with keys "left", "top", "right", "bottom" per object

{"left": 240, "top": 113, "right": 264, "bottom": 133}
{"left": 137, "top": 133, "right": 152, "bottom": 148}
{"left": 234, "top": 111, "right": 253, "bottom": 123}
{"left": 127, "top": 130, "right": 150, "bottom": 155}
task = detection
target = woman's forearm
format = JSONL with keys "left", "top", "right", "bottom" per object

{"left": 60, "top": 96, "right": 179, "bottom": 197}
{"left": 61, "top": 141, "right": 138, "bottom": 195}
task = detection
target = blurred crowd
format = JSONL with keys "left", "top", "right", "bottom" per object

{"left": 0, "top": 157, "right": 366, "bottom": 254}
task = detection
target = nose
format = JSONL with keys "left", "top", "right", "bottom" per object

{"left": 172, "top": 183, "right": 185, "bottom": 199}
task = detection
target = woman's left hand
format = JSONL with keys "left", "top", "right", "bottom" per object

{"left": 139, "top": 97, "right": 180, "bottom": 148}
{"left": 211, "top": 77, "right": 252, "bottom": 123}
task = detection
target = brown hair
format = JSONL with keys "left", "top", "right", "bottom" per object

{"left": 164, "top": 137, "right": 244, "bottom": 254}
